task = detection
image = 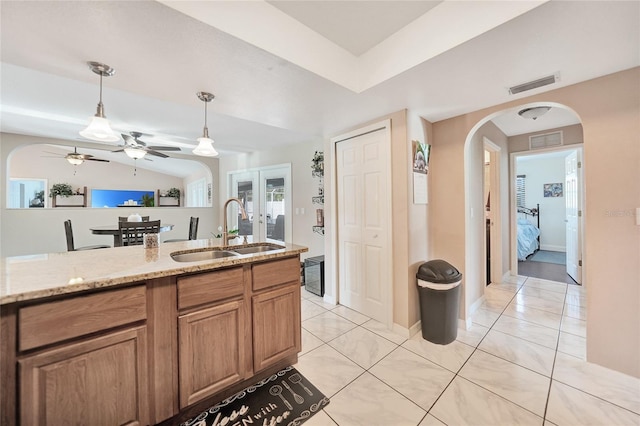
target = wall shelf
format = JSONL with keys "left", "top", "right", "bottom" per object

{"left": 157, "top": 189, "right": 180, "bottom": 207}
{"left": 52, "top": 186, "right": 87, "bottom": 208}
{"left": 311, "top": 152, "right": 324, "bottom": 236}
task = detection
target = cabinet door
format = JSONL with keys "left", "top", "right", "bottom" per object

{"left": 252, "top": 283, "right": 301, "bottom": 372}
{"left": 178, "top": 299, "right": 248, "bottom": 408}
{"left": 19, "top": 327, "right": 148, "bottom": 426}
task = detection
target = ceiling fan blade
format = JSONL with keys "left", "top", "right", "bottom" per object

{"left": 112, "top": 149, "right": 125, "bottom": 153}
{"left": 146, "top": 146, "right": 181, "bottom": 151}
{"left": 121, "top": 134, "right": 137, "bottom": 145}
{"left": 146, "top": 150, "right": 169, "bottom": 158}
{"left": 86, "top": 158, "right": 110, "bottom": 162}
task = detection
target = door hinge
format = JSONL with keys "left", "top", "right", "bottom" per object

{"left": 578, "top": 161, "right": 582, "bottom": 168}
{"left": 578, "top": 210, "right": 582, "bottom": 217}
{"left": 579, "top": 260, "right": 582, "bottom": 267}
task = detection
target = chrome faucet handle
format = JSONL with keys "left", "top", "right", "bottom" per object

{"left": 242, "top": 235, "right": 248, "bottom": 244}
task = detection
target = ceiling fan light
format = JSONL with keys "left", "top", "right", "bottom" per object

{"left": 124, "top": 146, "right": 147, "bottom": 159}
{"left": 193, "top": 137, "right": 218, "bottom": 157}
{"left": 79, "top": 116, "right": 120, "bottom": 142}
{"left": 518, "top": 106, "right": 551, "bottom": 120}
{"left": 66, "top": 157, "right": 84, "bottom": 165}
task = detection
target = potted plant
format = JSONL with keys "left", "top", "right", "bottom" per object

{"left": 166, "top": 187, "right": 181, "bottom": 199}
{"left": 30, "top": 190, "right": 45, "bottom": 208}
{"left": 49, "top": 183, "right": 74, "bottom": 198}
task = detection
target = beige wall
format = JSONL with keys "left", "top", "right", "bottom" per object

{"left": 431, "top": 67, "right": 640, "bottom": 378}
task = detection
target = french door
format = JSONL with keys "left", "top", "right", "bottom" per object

{"left": 229, "top": 165, "right": 291, "bottom": 243}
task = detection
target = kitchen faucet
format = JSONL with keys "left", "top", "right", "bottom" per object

{"left": 222, "top": 197, "right": 248, "bottom": 245}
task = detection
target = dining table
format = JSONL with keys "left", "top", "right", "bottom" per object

{"left": 90, "top": 223, "right": 174, "bottom": 247}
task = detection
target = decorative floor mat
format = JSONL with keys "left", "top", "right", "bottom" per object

{"left": 181, "top": 366, "right": 329, "bottom": 426}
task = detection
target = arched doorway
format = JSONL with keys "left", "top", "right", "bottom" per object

{"left": 462, "top": 102, "right": 584, "bottom": 320}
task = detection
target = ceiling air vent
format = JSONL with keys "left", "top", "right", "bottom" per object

{"left": 509, "top": 74, "right": 557, "bottom": 95}
{"left": 529, "top": 131, "right": 563, "bottom": 150}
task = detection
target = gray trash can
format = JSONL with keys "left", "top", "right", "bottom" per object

{"left": 417, "top": 259, "right": 462, "bottom": 345}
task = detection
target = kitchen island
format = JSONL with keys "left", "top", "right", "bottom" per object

{"left": 0, "top": 239, "right": 307, "bottom": 425}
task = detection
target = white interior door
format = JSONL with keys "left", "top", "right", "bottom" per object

{"left": 336, "top": 129, "right": 390, "bottom": 323}
{"left": 565, "top": 150, "right": 582, "bottom": 284}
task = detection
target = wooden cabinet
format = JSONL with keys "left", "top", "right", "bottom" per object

{"left": 3, "top": 254, "right": 303, "bottom": 425}
{"left": 176, "top": 266, "right": 249, "bottom": 408}
{"left": 178, "top": 299, "right": 250, "bottom": 408}
{"left": 19, "top": 326, "right": 149, "bottom": 426}
{"left": 251, "top": 257, "right": 301, "bottom": 372}
{"left": 252, "top": 283, "right": 301, "bottom": 372}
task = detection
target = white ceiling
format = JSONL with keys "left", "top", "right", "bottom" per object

{"left": 267, "top": 1, "right": 443, "bottom": 56}
{"left": 1, "top": 1, "right": 638, "bottom": 174}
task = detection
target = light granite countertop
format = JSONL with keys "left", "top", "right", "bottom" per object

{"left": 0, "top": 240, "right": 308, "bottom": 305}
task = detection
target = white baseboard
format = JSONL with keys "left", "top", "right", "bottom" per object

{"left": 468, "top": 295, "right": 485, "bottom": 317}
{"left": 503, "top": 271, "right": 514, "bottom": 283}
{"left": 392, "top": 321, "right": 421, "bottom": 339}
{"left": 540, "top": 244, "right": 566, "bottom": 252}
{"left": 459, "top": 317, "right": 473, "bottom": 330}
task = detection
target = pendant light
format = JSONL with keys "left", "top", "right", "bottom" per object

{"left": 193, "top": 92, "right": 219, "bottom": 157}
{"left": 79, "top": 61, "right": 120, "bottom": 142}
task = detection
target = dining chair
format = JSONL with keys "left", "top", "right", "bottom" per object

{"left": 118, "top": 220, "right": 161, "bottom": 246}
{"left": 165, "top": 216, "right": 199, "bottom": 242}
{"left": 64, "top": 220, "right": 111, "bottom": 251}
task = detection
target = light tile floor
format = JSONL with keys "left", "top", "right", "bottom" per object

{"left": 295, "top": 275, "right": 640, "bottom": 426}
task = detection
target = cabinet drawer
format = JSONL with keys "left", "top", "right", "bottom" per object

{"left": 19, "top": 285, "right": 146, "bottom": 352}
{"left": 252, "top": 257, "right": 300, "bottom": 291}
{"left": 178, "top": 267, "right": 244, "bottom": 310}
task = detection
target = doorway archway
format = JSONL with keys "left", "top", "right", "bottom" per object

{"left": 462, "top": 102, "right": 584, "bottom": 321}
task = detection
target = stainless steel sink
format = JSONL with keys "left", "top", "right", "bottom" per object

{"left": 231, "top": 244, "right": 284, "bottom": 255}
{"left": 170, "top": 250, "right": 238, "bottom": 262}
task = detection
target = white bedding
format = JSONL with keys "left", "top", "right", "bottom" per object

{"left": 517, "top": 218, "right": 540, "bottom": 260}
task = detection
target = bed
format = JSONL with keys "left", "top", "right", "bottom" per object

{"left": 517, "top": 204, "right": 540, "bottom": 261}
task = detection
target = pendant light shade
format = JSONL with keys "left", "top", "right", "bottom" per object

{"left": 79, "top": 62, "right": 120, "bottom": 142}
{"left": 193, "top": 92, "right": 219, "bottom": 157}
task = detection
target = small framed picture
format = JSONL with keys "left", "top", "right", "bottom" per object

{"left": 544, "top": 183, "right": 563, "bottom": 197}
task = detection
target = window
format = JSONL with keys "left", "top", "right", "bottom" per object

{"left": 516, "top": 175, "right": 526, "bottom": 208}
{"left": 8, "top": 178, "right": 46, "bottom": 208}
{"left": 187, "top": 178, "right": 207, "bottom": 207}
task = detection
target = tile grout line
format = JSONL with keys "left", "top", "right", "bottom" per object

{"left": 541, "top": 279, "right": 569, "bottom": 423}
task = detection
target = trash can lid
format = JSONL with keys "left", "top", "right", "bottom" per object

{"left": 417, "top": 259, "right": 462, "bottom": 284}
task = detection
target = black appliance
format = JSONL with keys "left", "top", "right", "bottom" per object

{"left": 304, "top": 255, "right": 325, "bottom": 297}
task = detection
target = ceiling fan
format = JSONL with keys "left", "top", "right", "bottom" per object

{"left": 113, "top": 131, "right": 181, "bottom": 159}
{"left": 44, "top": 146, "right": 110, "bottom": 165}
